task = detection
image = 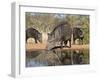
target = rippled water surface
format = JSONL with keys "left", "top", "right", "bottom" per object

{"left": 26, "top": 49, "right": 89, "bottom": 67}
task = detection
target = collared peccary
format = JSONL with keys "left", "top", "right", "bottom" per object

{"left": 26, "top": 27, "right": 42, "bottom": 43}
{"left": 73, "top": 27, "right": 84, "bottom": 45}
{"left": 47, "top": 22, "right": 72, "bottom": 50}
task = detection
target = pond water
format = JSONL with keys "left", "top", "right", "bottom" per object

{"left": 26, "top": 49, "right": 89, "bottom": 67}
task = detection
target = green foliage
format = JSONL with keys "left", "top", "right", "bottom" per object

{"left": 83, "top": 27, "right": 89, "bottom": 44}
{"left": 66, "top": 14, "right": 89, "bottom": 44}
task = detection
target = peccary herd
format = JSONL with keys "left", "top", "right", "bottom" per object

{"left": 26, "top": 22, "right": 84, "bottom": 50}
{"left": 26, "top": 22, "right": 84, "bottom": 66}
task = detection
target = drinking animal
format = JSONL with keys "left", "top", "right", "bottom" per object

{"left": 26, "top": 28, "right": 42, "bottom": 43}
{"left": 73, "top": 27, "right": 84, "bottom": 45}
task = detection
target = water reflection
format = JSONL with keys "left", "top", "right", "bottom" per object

{"left": 26, "top": 49, "right": 89, "bottom": 67}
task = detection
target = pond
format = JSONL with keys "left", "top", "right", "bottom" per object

{"left": 26, "top": 49, "right": 89, "bottom": 67}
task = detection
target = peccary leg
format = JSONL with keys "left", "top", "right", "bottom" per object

{"left": 81, "top": 39, "right": 83, "bottom": 45}
{"left": 60, "top": 41, "right": 63, "bottom": 49}
{"left": 64, "top": 41, "right": 68, "bottom": 47}
{"left": 69, "top": 39, "right": 71, "bottom": 48}
{"left": 35, "top": 39, "right": 38, "bottom": 43}
{"left": 64, "top": 40, "right": 71, "bottom": 48}
{"left": 79, "top": 39, "right": 80, "bottom": 45}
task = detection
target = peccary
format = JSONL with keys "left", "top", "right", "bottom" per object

{"left": 26, "top": 28, "right": 42, "bottom": 43}
{"left": 47, "top": 22, "right": 72, "bottom": 50}
{"left": 73, "top": 27, "right": 84, "bottom": 45}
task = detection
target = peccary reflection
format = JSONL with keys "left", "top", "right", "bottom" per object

{"left": 73, "top": 50, "right": 84, "bottom": 64}
{"left": 33, "top": 50, "right": 61, "bottom": 66}
{"left": 26, "top": 28, "right": 42, "bottom": 43}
